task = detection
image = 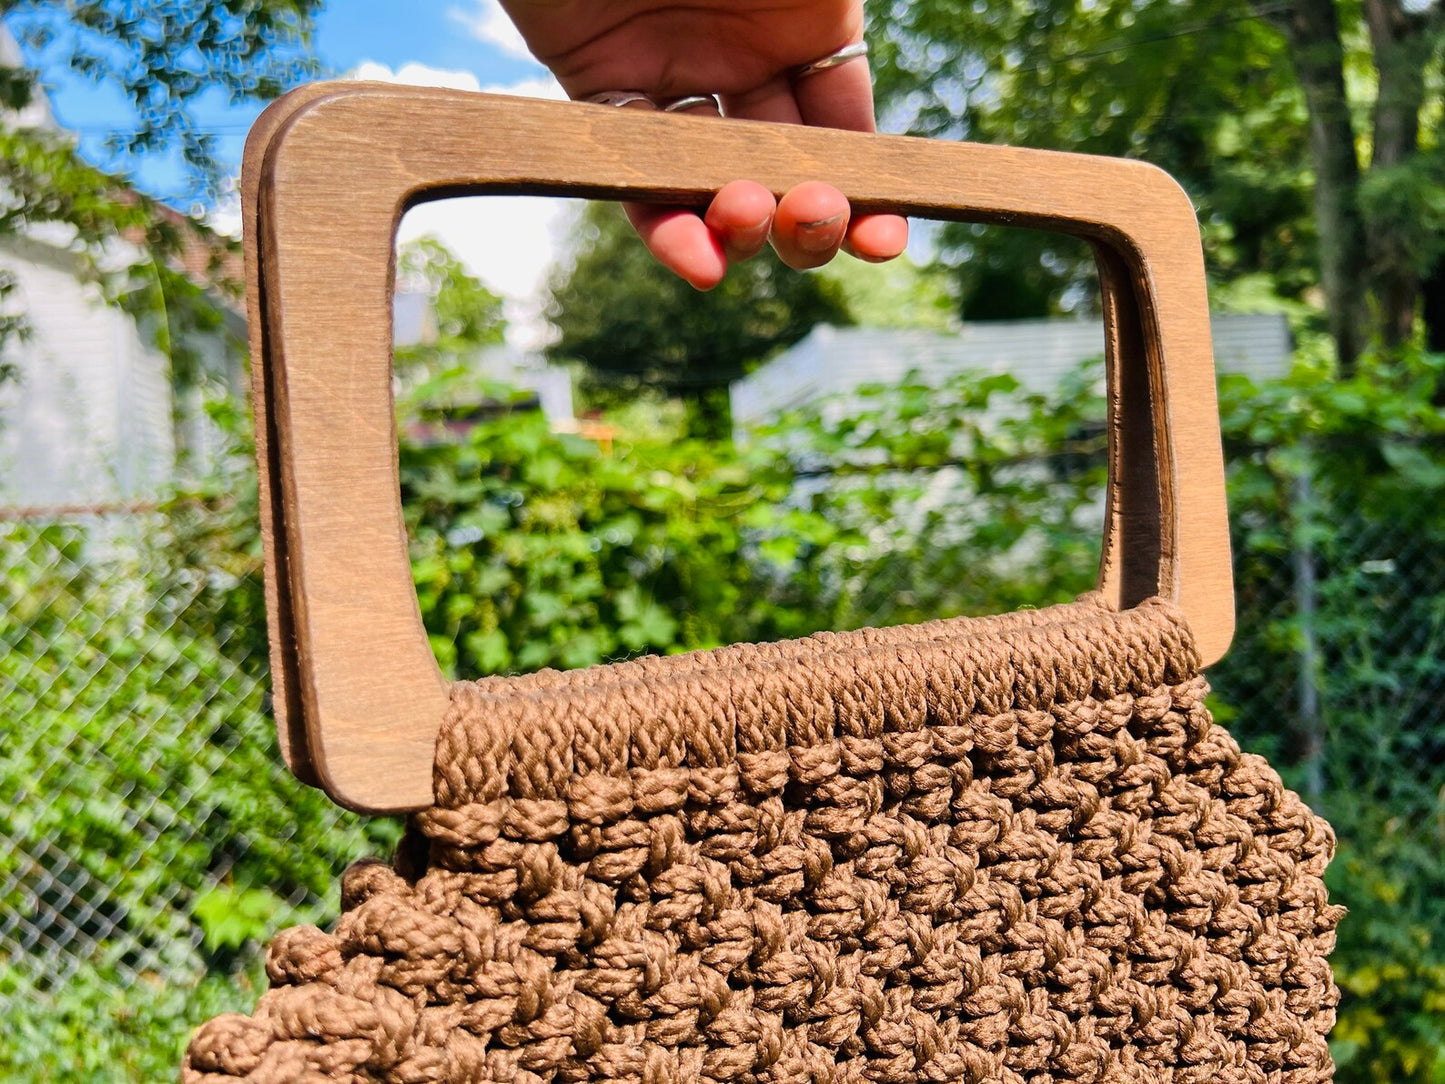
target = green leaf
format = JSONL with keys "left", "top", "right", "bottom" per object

{"left": 192, "top": 885, "right": 284, "bottom": 954}
{"left": 1382, "top": 444, "right": 1445, "bottom": 492}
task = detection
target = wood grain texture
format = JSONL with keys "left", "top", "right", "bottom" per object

{"left": 248, "top": 81, "right": 1234, "bottom": 813}
{"left": 241, "top": 83, "right": 351, "bottom": 786}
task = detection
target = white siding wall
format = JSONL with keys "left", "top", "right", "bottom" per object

{"left": 1, "top": 29, "right": 242, "bottom": 509}
{"left": 473, "top": 344, "right": 575, "bottom": 425}
{"left": 0, "top": 239, "right": 176, "bottom": 508}
{"left": 732, "top": 314, "right": 1293, "bottom": 429}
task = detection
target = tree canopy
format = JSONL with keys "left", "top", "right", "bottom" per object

{"left": 2, "top": 0, "right": 321, "bottom": 187}
{"left": 0, "top": 0, "right": 322, "bottom": 384}
{"left": 546, "top": 201, "right": 853, "bottom": 438}
{"left": 394, "top": 236, "right": 507, "bottom": 379}
{"left": 868, "top": 0, "right": 1444, "bottom": 367}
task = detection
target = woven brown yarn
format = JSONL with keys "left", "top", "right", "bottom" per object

{"left": 183, "top": 596, "right": 1343, "bottom": 1083}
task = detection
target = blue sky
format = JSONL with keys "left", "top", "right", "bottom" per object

{"left": 14, "top": 0, "right": 548, "bottom": 204}
{"left": 8, "top": 1, "right": 570, "bottom": 337}
{"left": 314, "top": 0, "right": 541, "bottom": 84}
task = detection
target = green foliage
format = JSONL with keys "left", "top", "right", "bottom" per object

{"left": 8, "top": 338, "right": 1445, "bottom": 1080}
{"left": 0, "top": 124, "right": 244, "bottom": 373}
{"left": 193, "top": 884, "right": 286, "bottom": 955}
{"left": 398, "top": 355, "right": 1109, "bottom": 683}
{"left": 817, "top": 254, "right": 959, "bottom": 331}
{"left": 0, "top": 959, "right": 269, "bottom": 1080}
{"left": 0, "top": 427, "right": 395, "bottom": 1077}
{"left": 1212, "top": 344, "right": 1445, "bottom": 1083}
{"left": 868, "top": 0, "right": 1315, "bottom": 319}
{"left": 945, "top": 228, "right": 1097, "bottom": 321}
{"left": 867, "top": 0, "right": 1444, "bottom": 353}
{"left": 395, "top": 236, "right": 507, "bottom": 383}
{"left": 547, "top": 202, "right": 853, "bottom": 437}
{"left": 0, "top": 508, "right": 395, "bottom": 915}
{"left": 0, "top": 0, "right": 317, "bottom": 385}
{"left": 759, "top": 360, "right": 1106, "bottom": 628}
{"left": 399, "top": 381, "right": 817, "bottom": 675}
{"left": 1359, "top": 150, "right": 1445, "bottom": 285}
{"left": 1328, "top": 827, "right": 1445, "bottom": 1083}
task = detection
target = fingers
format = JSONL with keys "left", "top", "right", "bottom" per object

{"left": 705, "top": 181, "right": 776, "bottom": 263}
{"left": 793, "top": 55, "right": 911, "bottom": 265}
{"left": 618, "top": 95, "right": 734, "bottom": 289}
{"left": 587, "top": 52, "right": 909, "bottom": 285}
{"left": 632, "top": 180, "right": 776, "bottom": 287}
{"left": 845, "top": 212, "right": 910, "bottom": 263}
{"left": 720, "top": 79, "right": 856, "bottom": 269}
{"left": 624, "top": 202, "right": 728, "bottom": 290}
{"left": 771, "top": 181, "right": 851, "bottom": 270}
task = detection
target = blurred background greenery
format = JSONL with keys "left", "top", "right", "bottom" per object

{"left": 2, "top": 0, "right": 1444, "bottom": 1079}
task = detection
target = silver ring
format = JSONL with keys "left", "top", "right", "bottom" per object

{"left": 663, "top": 95, "right": 721, "bottom": 114}
{"left": 584, "top": 91, "right": 654, "bottom": 108}
{"left": 791, "top": 41, "right": 869, "bottom": 80}
{"left": 583, "top": 91, "right": 722, "bottom": 115}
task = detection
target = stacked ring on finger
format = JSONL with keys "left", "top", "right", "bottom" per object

{"left": 583, "top": 42, "right": 870, "bottom": 114}
{"left": 583, "top": 91, "right": 722, "bottom": 114}
{"left": 790, "top": 41, "right": 869, "bottom": 80}
{"left": 662, "top": 95, "right": 722, "bottom": 114}
{"left": 583, "top": 91, "right": 653, "bottom": 108}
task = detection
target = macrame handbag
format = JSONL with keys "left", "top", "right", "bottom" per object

{"left": 183, "top": 84, "right": 1342, "bottom": 1083}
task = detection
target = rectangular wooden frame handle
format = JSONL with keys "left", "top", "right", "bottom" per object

{"left": 245, "top": 82, "right": 1233, "bottom": 813}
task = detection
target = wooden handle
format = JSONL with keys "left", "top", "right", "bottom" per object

{"left": 244, "top": 82, "right": 1233, "bottom": 813}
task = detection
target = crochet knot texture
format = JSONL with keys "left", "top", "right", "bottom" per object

{"left": 184, "top": 596, "right": 1342, "bottom": 1083}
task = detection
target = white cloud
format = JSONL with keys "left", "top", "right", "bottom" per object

{"left": 206, "top": 180, "right": 242, "bottom": 239}
{"left": 345, "top": 63, "right": 572, "bottom": 348}
{"left": 350, "top": 60, "right": 483, "bottom": 93}
{"left": 480, "top": 75, "right": 567, "bottom": 103}
{"left": 345, "top": 61, "right": 565, "bottom": 102}
{"left": 447, "top": 1, "right": 539, "bottom": 63}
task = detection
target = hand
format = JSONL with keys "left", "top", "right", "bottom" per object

{"left": 499, "top": 0, "right": 909, "bottom": 289}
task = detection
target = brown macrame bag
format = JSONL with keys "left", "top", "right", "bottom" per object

{"left": 183, "top": 86, "right": 1341, "bottom": 1082}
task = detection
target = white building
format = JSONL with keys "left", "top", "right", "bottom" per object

{"left": 394, "top": 287, "right": 574, "bottom": 428}
{"left": 0, "top": 28, "right": 244, "bottom": 512}
{"left": 0, "top": 33, "right": 571, "bottom": 514}
{"left": 731, "top": 314, "right": 1293, "bottom": 430}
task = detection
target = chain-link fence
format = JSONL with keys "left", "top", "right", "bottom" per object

{"left": 1212, "top": 464, "right": 1445, "bottom": 797}
{"left": 3, "top": 438, "right": 1443, "bottom": 1078}
{"left": 3, "top": 508, "right": 260, "bottom": 990}
{"left": 0, "top": 502, "right": 400, "bottom": 1078}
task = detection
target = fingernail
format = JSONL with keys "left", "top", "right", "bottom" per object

{"left": 796, "top": 214, "right": 844, "bottom": 254}
{"left": 730, "top": 220, "right": 770, "bottom": 249}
